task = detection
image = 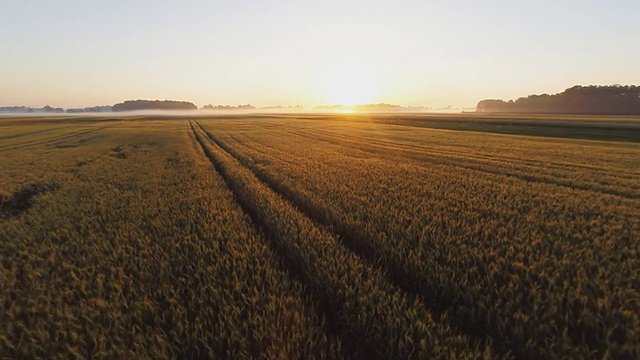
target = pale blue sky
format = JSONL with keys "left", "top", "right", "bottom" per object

{"left": 1, "top": 0, "right": 639, "bottom": 108}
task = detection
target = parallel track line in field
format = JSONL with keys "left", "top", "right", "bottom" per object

{"left": 0, "top": 121, "right": 123, "bottom": 152}
{"left": 217, "top": 126, "right": 640, "bottom": 207}
{"left": 253, "top": 126, "right": 639, "bottom": 199}
{"left": 296, "top": 125, "right": 639, "bottom": 176}
{"left": 230, "top": 119, "right": 637, "bottom": 177}
{"left": 188, "top": 120, "right": 354, "bottom": 357}
{"left": 191, "top": 120, "right": 507, "bottom": 359}
{"left": 222, "top": 125, "right": 640, "bottom": 190}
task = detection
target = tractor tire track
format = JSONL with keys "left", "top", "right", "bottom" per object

{"left": 190, "top": 120, "right": 501, "bottom": 359}
{"left": 0, "top": 121, "right": 123, "bottom": 152}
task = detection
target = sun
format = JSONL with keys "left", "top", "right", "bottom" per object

{"left": 318, "top": 64, "right": 380, "bottom": 106}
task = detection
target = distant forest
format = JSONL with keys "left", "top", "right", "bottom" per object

{"left": 66, "top": 106, "right": 112, "bottom": 113}
{"left": 201, "top": 104, "right": 256, "bottom": 110}
{"left": 112, "top": 100, "right": 197, "bottom": 112}
{"left": 0, "top": 105, "right": 65, "bottom": 113}
{"left": 477, "top": 85, "right": 640, "bottom": 115}
{"left": 200, "top": 104, "right": 304, "bottom": 111}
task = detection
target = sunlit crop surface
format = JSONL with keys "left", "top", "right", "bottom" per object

{"left": 1, "top": 114, "right": 639, "bottom": 359}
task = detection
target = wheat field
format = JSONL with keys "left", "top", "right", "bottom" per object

{"left": 1, "top": 114, "right": 639, "bottom": 359}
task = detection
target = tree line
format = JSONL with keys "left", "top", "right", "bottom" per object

{"left": 477, "top": 85, "right": 640, "bottom": 115}
{"left": 0, "top": 105, "right": 64, "bottom": 113}
{"left": 112, "top": 100, "right": 197, "bottom": 112}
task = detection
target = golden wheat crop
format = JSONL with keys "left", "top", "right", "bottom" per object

{"left": 1, "top": 114, "right": 639, "bottom": 359}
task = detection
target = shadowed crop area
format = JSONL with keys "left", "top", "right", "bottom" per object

{"left": 1, "top": 114, "right": 639, "bottom": 359}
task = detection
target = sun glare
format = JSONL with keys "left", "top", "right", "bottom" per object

{"left": 319, "top": 64, "right": 380, "bottom": 106}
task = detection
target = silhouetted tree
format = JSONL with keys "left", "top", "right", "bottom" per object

{"left": 43, "top": 105, "right": 64, "bottom": 113}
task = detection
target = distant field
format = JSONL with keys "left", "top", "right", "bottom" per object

{"left": 1, "top": 114, "right": 639, "bottom": 359}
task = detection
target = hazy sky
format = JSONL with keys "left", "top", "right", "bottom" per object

{"left": 1, "top": 0, "right": 639, "bottom": 108}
